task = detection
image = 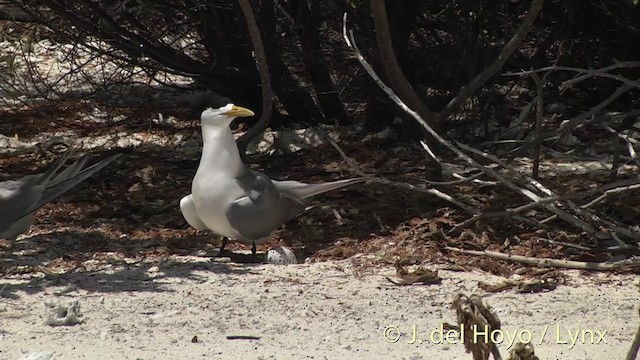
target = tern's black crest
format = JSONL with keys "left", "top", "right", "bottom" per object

{"left": 204, "top": 93, "right": 233, "bottom": 108}
{"left": 188, "top": 93, "right": 233, "bottom": 117}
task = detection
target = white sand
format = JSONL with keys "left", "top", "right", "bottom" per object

{"left": 1, "top": 257, "right": 638, "bottom": 360}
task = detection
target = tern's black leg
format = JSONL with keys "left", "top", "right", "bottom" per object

{"left": 217, "top": 237, "right": 229, "bottom": 255}
{"left": 251, "top": 241, "right": 257, "bottom": 260}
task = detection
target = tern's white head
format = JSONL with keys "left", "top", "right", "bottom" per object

{"left": 200, "top": 103, "right": 255, "bottom": 129}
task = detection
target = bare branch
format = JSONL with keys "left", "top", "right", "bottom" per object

{"left": 437, "top": 0, "right": 545, "bottom": 121}
{"left": 369, "top": 0, "right": 438, "bottom": 131}
{"left": 506, "top": 81, "right": 636, "bottom": 159}
{"left": 603, "top": 124, "right": 640, "bottom": 168}
{"left": 531, "top": 72, "right": 544, "bottom": 179}
{"left": 236, "top": 0, "right": 273, "bottom": 158}
{"left": 325, "top": 133, "right": 478, "bottom": 213}
{"left": 342, "top": 12, "right": 616, "bottom": 240}
{"left": 445, "top": 247, "right": 640, "bottom": 271}
{"left": 503, "top": 63, "right": 640, "bottom": 90}
{"left": 458, "top": 141, "right": 640, "bottom": 243}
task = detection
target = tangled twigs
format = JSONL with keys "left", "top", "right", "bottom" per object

{"left": 325, "top": 133, "right": 479, "bottom": 213}
{"left": 446, "top": 247, "right": 640, "bottom": 271}
{"left": 343, "top": 12, "right": 640, "bottom": 250}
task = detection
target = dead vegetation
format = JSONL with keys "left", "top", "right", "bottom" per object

{"left": 1, "top": 1, "right": 639, "bottom": 277}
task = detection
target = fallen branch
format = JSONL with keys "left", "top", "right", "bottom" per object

{"left": 419, "top": 141, "right": 487, "bottom": 185}
{"left": 603, "top": 124, "right": 640, "bottom": 168}
{"left": 343, "top": 11, "right": 640, "bottom": 249}
{"left": 581, "top": 181, "right": 640, "bottom": 209}
{"left": 445, "top": 247, "right": 640, "bottom": 271}
{"left": 537, "top": 237, "right": 593, "bottom": 251}
{"left": 325, "top": 134, "right": 479, "bottom": 214}
{"left": 420, "top": 172, "right": 486, "bottom": 186}
{"left": 342, "top": 14, "right": 547, "bottom": 202}
{"left": 492, "top": 176, "right": 640, "bottom": 218}
{"left": 455, "top": 142, "right": 603, "bottom": 236}
{"left": 458, "top": 142, "right": 640, "bottom": 244}
{"left": 449, "top": 210, "right": 547, "bottom": 235}
{"left": 342, "top": 12, "right": 634, "bottom": 244}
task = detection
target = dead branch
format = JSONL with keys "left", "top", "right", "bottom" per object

{"left": 531, "top": 72, "right": 543, "bottom": 179}
{"left": 458, "top": 142, "right": 640, "bottom": 243}
{"left": 325, "top": 134, "right": 479, "bottom": 213}
{"left": 537, "top": 237, "right": 593, "bottom": 251}
{"left": 487, "top": 176, "right": 640, "bottom": 223}
{"left": 236, "top": 0, "right": 273, "bottom": 159}
{"left": 460, "top": 143, "right": 601, "bottom": 238}
{"left": 451, "top": 175, "right": 640, "bottom": 235}
{"left": 369, "top": 0, "right": 439, "bottom": 132}
{"left": 418, "top": 140, "right": 481, "bottom": 184}
{"left": 345, "top": 11, "right": 640, "bottom": 251}
{"left": 437, "top": 0, "right": 545, "bottom": 122}
{"left": 506, "top": 61, "right": 640, "bottom": 76}
{"left": 524, "top": 176, "right": 640, "bottom": 211}
{"left": 343, "top": 12, "right": 634, "bottom": 244}
{"left": 420, "top": 172, "right": 486, "bottom": 186}
{"left": 445, "top": 247, "right": 640, "bottom": 271}
{"left": 603, "top": 124, "right": 640, "bottom": 168}
{"left": 449, "top": 209, "right": 549, "bottom": 234}
{"left": 503, "top": 62, "right": 640, "bottom": 91}
{"left": 513, "top": 81, "right": 636, "bottom": 152}
{"left": 503, "top": 67, "right": 637, "bottom": 162}
{"left": 581, "top": 182, "right": 640, "bottom": 209}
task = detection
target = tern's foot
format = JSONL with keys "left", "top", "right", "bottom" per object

{"left": 251, "top": 242, "right": 258, "bottom": 261}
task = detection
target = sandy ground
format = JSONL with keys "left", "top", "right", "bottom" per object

{"left": 1, "top": 254, "right": 638, "bottom": 360}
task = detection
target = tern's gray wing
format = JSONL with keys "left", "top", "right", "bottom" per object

{"left": 0, "top": 176, "right": 41, "bottom": 211}
{"left": 0, "top": 176, "right": 43, "bottom": 238}
{"left": 225, "top": 169, "right": 307, "bottom": 241}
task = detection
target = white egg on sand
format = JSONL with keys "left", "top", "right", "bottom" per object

{"left": 266, "top": 246, "right": 297, "bottom": 265}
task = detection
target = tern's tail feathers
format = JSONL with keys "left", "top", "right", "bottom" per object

{"left": 24, "top": 153, "right": 122, "bottom": 214}
{"left": 36, "top": 147, "right": 77, "bottom": 186}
